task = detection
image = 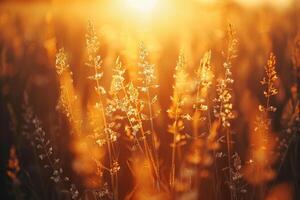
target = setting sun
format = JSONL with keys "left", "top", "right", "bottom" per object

{"left": 125, "top": 0, "right": 158, "bottom": 13}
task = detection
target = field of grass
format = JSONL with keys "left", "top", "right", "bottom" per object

{"left": 0, "top": 1, "right": 300, "bottom": 199}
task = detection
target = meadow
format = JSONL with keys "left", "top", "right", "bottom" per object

{"left": 0, "top": 0, "right": 299, "bottom": 199}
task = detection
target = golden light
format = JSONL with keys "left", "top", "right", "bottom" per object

{"left": 126, "top": 0, "right": 158, "bottom": 13}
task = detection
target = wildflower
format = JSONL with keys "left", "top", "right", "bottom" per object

{"left": 55, "top": 48, "right": 69, "bottom": 75}
{"left": 138, "top": 42, "right": 156, "bottom": 89}
{"left": 86, "top": 21, "right": 100, "bottom": 63}
{"left": 85, "top": 22, "right": 119, "bottom": 199}
{"left": 195, "top": 50, "right": 213, "bottom": 90}
{"left": 22, "top": 104, "right": 80, "bottom": 199}
{"left": 110, "top": 161, "right": 120, "bottom": 175}
{"left": 168, "top": 50, "right": 191, "bottom": 188}
{"left": 214, "top": 25, "right": 237, "bottom": 128}
{"left": 260, "top": 53, "right": 278, "bottom": 114}
{"left": 178, "top": 50, "right": 215, "bottom": 196}
{"left": 70, "top": 184, "right": 80, "bottom": 200}
{"left": 55, "top": 48, "right": 82, "bottom": 134}
{"left": 244, "top": 53, "right": 279, "bottom": 186}
{"left": 110, "top": 57, "right": 125, "bottom": 95}
{"left": 194, "top": 50, "right": 214, "bottom": 128}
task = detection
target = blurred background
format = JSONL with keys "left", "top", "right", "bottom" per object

{"left": 0, "top": 0, "right": 300, "bottom": 199}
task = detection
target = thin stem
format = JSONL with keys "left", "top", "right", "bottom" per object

{"left": 93, "top": 65, "right": 118, "bottom": 200}
{"left": 170, "top": 98, "right": 180, "bottom": 189}
{"left": 147, "top": 87, "right": 160, "bottom": 189}
{"left": 134, "top": 98, "right": 160, "bottom": 185}
{"left": 226, "top": 128, "right": 233, "bottom": 200}
{"left": 146, "top": 88, "right": 161, "bottom": 188}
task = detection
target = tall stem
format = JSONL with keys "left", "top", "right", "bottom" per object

{"left": 146, "top": 88, "right": 161, "bottom": 189}
{"left": 94, "top": 65, "right": 118, "bottom": 200}
{"left": 226, "top": 128, "right": 233, "bottom": 200}
{"left": 170, "top": 100, "right": 180, "bottom": 189}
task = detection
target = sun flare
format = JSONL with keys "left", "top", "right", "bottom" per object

{"left": 126, "top": 0, "right": 158, "bottom": 13}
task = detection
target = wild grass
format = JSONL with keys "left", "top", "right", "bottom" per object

{"left": 2, "top": 14, "right": 299, "bottom": 200}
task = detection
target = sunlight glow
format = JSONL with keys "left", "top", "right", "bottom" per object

{"left": 126, "top": 0, "right": 158, "bottom": 13}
